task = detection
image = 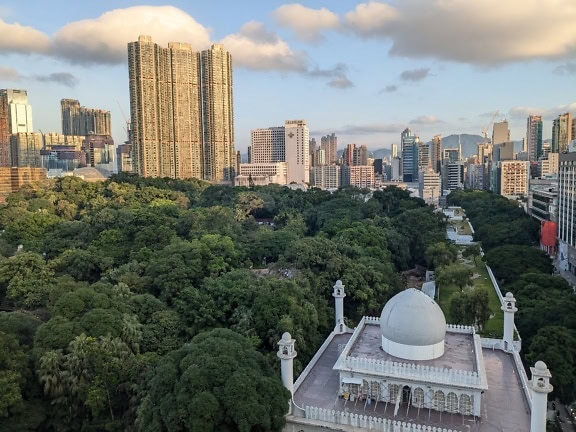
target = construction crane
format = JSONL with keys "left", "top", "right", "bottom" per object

{"left": 482, "top": 110, "right": 499, "bottom": 144}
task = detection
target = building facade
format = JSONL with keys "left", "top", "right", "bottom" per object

{"left": 342, "top": 165, "right": 374, "bottom": 189}
{"left": 311, "top": 165, "right": 341, "bottom": 189}
{"left": 10, "top": 132, "right": 42, "bottom": 168}
{"left": 284, "top": 120, "right": 309, "bottom": 184}
{"left": 527, "top": 115, "right": 543, "bottom": 162}
{"left": 236, "top": 162, "right": 288, "bottom": 186}
{"left": 0, "top": 167, "right": 46, "bottom": 202}
{"left": 320, "top": 133, "right": 338, "bottom": 165}
{"left": 500, "top": 160, "right": 530, "bottom": 197}
{"left": 401, "top": 128, "right": 419, "bottom": 182}
{"left": 0, "top": 89, "right": 34, "bottom": 167}
{"left": 128, "top": 36, "right": 234, "bottom": 182}
{"left": 558, "top": 152, "right": 576, "bottom": 274}
{"left": 492, "top": 120, "right": 510, "bottom": 145}
{"left": 552, "top": 113, "right": 572, "bottom": 154}
{"left": 250, "top": 127, "right": 285, "bottom": 163}
{"left": 61, "top": 99, "right": 112, "bottom": 136}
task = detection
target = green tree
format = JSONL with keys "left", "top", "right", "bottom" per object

{"left": 425, "top": 242, "right": 458, "bottom": 269}
{"left": 0, "top": 331, "right": 26, "bottom": 417}
{"left": 462, "top": 243, "right": 482, "bottom": 264}
{"left": 137, "top": 328, "right": 290, "bottom": 432}
{"left": 436, "top": 263, "right": 472, "bottom": 292}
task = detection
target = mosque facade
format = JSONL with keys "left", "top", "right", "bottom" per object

{"left": 278, "top": 281, "right": 552, "bottom": 432}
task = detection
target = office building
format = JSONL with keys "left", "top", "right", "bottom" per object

{"left": 309, "top": 138, "right": 317, "bottom": 167}
{"left": 552, "top": 112, "right": 572, "bottom": 153}
{"left": 83, "top": 134, "right": 114, "bottom": 172}
{"left": 526, "top": 115, "right": 543, "bottom": 162}
{"left": 0, "top": 89, "right": 34, "bottom": 166}
{"left": 391, "top": 143, "right": 398, "bottom": 159}
{"left": 500, "top": 160, "right": 529, "bottom": 198}
{"left": 284, "top": 120, "right": 309, "bottom": 184}
{"left": 250, "top": 127, "right": 285, "bottom": 163}
{"left": 443, "top": 161, "right": 464, "bottom": 192}
{"left": 418, "top": 141, "right": 431, "bottom": 171}
{"left": 492, "top": 120, "right": 510, "bottom": 145}
{"left": 558, "top": 152, "right": 576, "bottom": 274}
{"left": 401, "top": 128, "right": 419, "bottom": 182}
{"left": 390, "top": 157, "right": 402, "bottom": 181}
{"left": 528, "top": 180, "right": 558, "bottom": 223}
{"left": 128, "top": 36, "right": 234, "bottom": 182}
{"left": 431, "top": 135, "right": 442, "bottom": 173}
{"left": 320, "top": 133, "right": 338, "bottom": 165}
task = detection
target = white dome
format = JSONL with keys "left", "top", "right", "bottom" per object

{"left": 380, "top": 288, "right": 446, "bottom": 360}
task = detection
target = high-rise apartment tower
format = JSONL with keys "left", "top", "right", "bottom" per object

{"left": 61, "top": 99, "right": 111, "bottom": 136}
{"left": 526, "top": 115, "right": 543, "bottom": 162}
{"left": 128, "top": 36, "right": 235, "bottom": 182}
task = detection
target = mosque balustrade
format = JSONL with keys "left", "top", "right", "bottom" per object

{"left": 342, "top": 356, "right": 482, "bottom": 386}
{"left": 445, "top": 324, "right": 474, "bottom": 334}
{"left": 302, "top": 405, "right": 460, "bottom": 431}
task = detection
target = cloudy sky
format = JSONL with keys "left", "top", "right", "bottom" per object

{"left": 1, "top": 0, "right": 575, "bottom": 152}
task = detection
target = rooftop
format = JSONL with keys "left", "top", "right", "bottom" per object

{"left": 291, "top": 331, "right": 530, "bottom": 432}
{"left": 348, "top": 323, "right": 476, "bottom": 373}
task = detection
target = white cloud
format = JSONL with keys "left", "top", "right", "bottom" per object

{"left": 52, "top": 6, "right": 211, "bottom": 65}
{"left": 272, "top": 4, "right": 340, "bottom": 42}
{"left": 344, "top": 0, "right": 576, "bottom": 65}
{"left": 0, "top": 19, "right": 50, "bottom": 55}
{"left": 0, "top": 66, "right": 21, "bottom": 81}
{"left": 410, "top": 115, "right": 443, "bottom": 125}
{"left": 508, "top": 103, "right": 576, "bottom": 121}
{"left": 221, "top": 21, "right": 308, "bottom": 72}
{"left": 400, "top": 68, "right": 430, "bottom": 82}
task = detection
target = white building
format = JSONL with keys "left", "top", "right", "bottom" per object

{"left": 3, "top": 89, "right": 33, "bottom": 133}
{"left": 558, "top": 152, "right": 576, "bottom": 274}
{"left": 236, "top": 162, "right": 287, "bottom": 186}
{"left": 539, "top": 152, "right": 558, "bottom": 178}
{"left": 285, "top": 120, "right": 309, "bottom": 184}
{"left": 311, "top": 165, "right": 340, "bottom": 189}
{"left": 279, "top": 282, "right": 550, "bottom": 432}
{"left": 250, "top": 126, "right": 285, "bottom": 163}
{"left": 419, "top": 168, "right": 441, "bottom": 203}
{"left": 500, "top": 160, "right": 530, "bottom": 198}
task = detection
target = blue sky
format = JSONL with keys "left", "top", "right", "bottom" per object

{"left": 1, "top": 0, "right": 575, "bottom": 152}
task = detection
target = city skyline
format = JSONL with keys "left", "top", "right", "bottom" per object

{"left": 0, "top": 1, "right": 575, "bottom": 152}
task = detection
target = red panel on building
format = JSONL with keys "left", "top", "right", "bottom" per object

{"left": 540, "top": 221, "right": 557, "bottom": 256}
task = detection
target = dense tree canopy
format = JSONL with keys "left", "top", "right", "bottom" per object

{"left": 0, "top": 175, "right": 450, "bottom": 430}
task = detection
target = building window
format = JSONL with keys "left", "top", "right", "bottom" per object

{"left": 446, "top": 392, "right": 459, "bottom": 413}
{"left": 412, "top": 387, "right": 425, "bottom": 408}
{"left": 432, "top": 390, "right": 445, "bottom": 411}
{"left": 459, "top": 394, "right": 473, "bottom": 415}
{"left": 389, "top": 384, "right": 400, "bottom": 403}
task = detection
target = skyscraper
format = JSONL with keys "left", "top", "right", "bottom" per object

{"left": 431, "top": 135, "right": 442, "bottom": 173}
{"left": 526, "top": 115, "right": 543, "bottom": 162}
{"left": 128, "top": 36, "right": 234, "bottom": 182}
{"left": 284, "top": 120, "right": 309, "bottom": 184}
{"left": 492, "top": 120, "right": 510, "bottom": 145}
{"left": 61, "top": 98, "right": 112, "bottom": 136}
{"left": 320, "top": 133, "right": 338, "bottom": 165}
{"left": 250, "top": 127, "right": 285, "bottom": 163}
{"left": 0, "top": 89, "right": 33, "bottom": 167}
{"left": 401, "top": 128, "right": 419, "bottom": 182}
{"left": 552, "top": 112, "right": 572, "bottom": 153}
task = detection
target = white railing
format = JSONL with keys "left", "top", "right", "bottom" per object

{"left": 341, "top": 356, "right": 481, "bottom": 386}
{"left": 512, "top": 349, "right": 533, "bottom": 408}
{"left": 446, "top": 324, "right": 474, "bottom": 334}
{"left": 300, "top": 405, "right": 458, "bottom": 432}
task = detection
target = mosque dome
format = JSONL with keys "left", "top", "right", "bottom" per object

{"left": 380, "top": 288, "right": 447, "bottom": 360}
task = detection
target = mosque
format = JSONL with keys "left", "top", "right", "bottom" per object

{"left": 278, "top": 281, "right": 552, "bottom": 432}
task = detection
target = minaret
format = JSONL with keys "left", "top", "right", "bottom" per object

{"left": 530, "top": 361, "right": 553, "bottom": 432}
{"left": 333, "top": 280, "right": 346, "bottom": 334}
{"left": 277, "top": 332, "right": 297, "bottom": 395}
{"left": 501, "top": 292, "right": 517, "bottom": 351}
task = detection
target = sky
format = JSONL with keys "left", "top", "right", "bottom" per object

{"left": 1, "top": 0, "right": 575, "bottom": 153}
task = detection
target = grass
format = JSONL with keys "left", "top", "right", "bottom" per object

{"left": 437, "top": 253, "right": 503, "bottom": 338}
{"left": 451, "top": 219, "right": 472, "bottom": 236}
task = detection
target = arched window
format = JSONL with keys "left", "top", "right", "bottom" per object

{"left": 447, "top": 392, "right": 459, "bottom": 413}
{"left": 459, "top": 394, "right": 473, "bottom": 415}
{"left": 389, "top": 384, "right": 400, "bottom": 402}
{"left": 432, "top": 390, "right": 445, "bottom": 411}
{"left": 412, "top": 387, "right": 425, "bottom": 408}
{"left": 370, "top": 381, "right": 380, "bottom": 401}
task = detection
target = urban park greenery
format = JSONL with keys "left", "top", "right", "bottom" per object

{"left": 0, "top": 176, "right": 447, "bottom": 431}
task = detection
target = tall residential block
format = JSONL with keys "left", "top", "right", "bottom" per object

{"left": 128, "top": 36, "right": 234, "bottom": 182}
{"left": 526, "top": 115, "right": 543, "bottom": 162}
{"left": 320, "top": 133, "right": 338, "bottom": 165}
{"left": 500, "top": 160, "right": 530, "bottom": 198}
{"left": 61, "top": 98, "right": 112, "bottom": 136}
{"left": 285, "top": 120, "right": 309, "bottom": 184}
{"left": 10, "top": 132, "right": 42, "bottom": 168}
{"left": 552, "top": 112, "right": 572, "bottom": 153}
{"left": 0, "top": 89, "right": 33, "bottom": 166}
